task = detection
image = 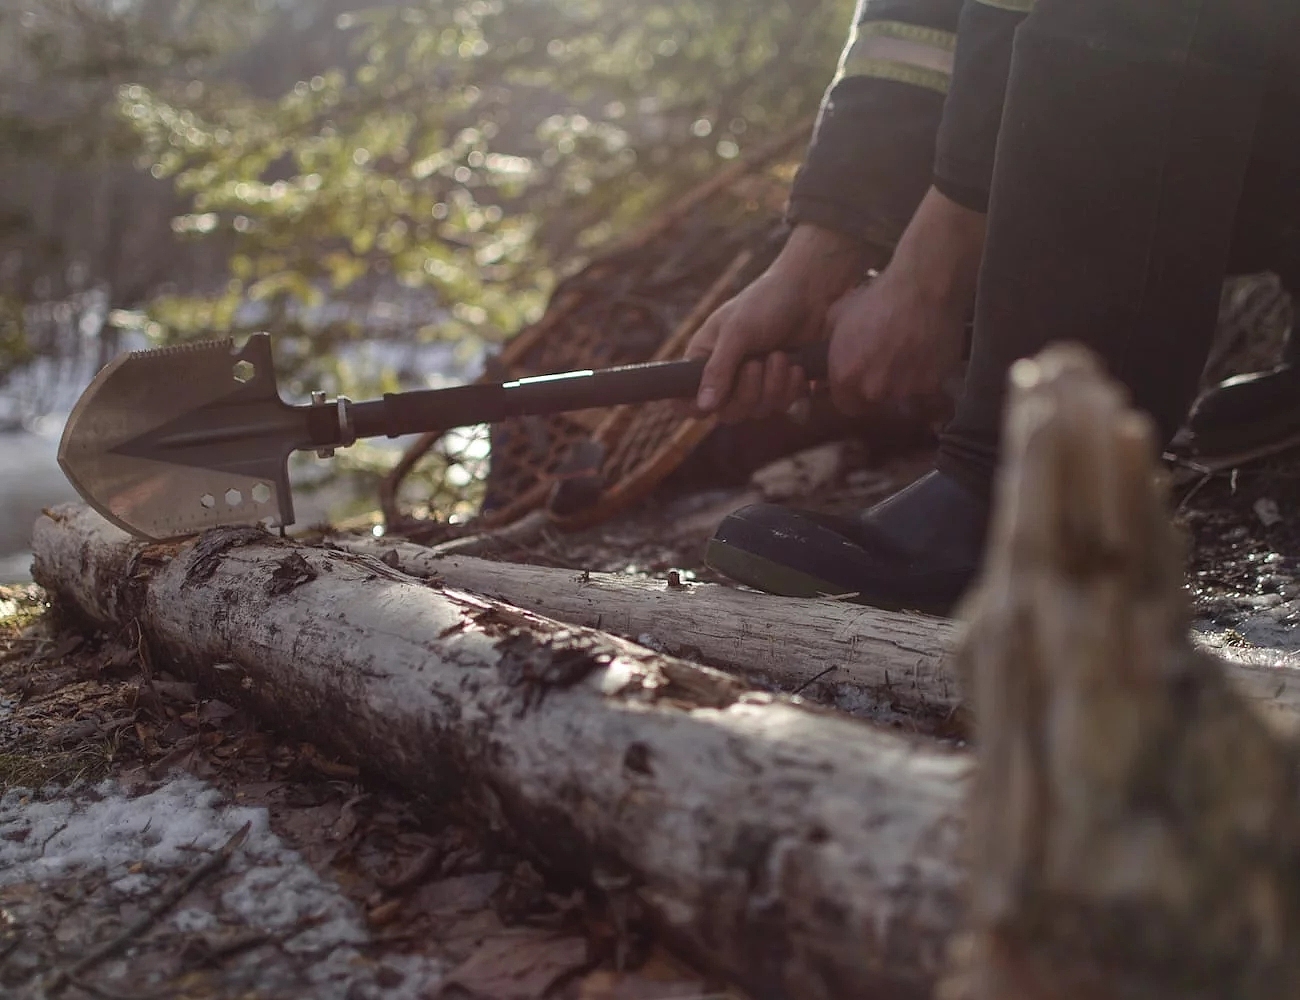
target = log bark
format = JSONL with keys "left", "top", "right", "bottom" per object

{"left": 341, "top": 538, "right": 960, "bottom": 724}
{"left": 340, "top": 540, "right": 1300, "bottom": 732}
{"left": 942, "top": 347, "right": 1300, "bottom": 1000}
{"left": 33, "top": 504, "right": 969, "bottom": 1000}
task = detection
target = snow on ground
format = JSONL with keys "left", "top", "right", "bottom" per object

{"left": 0, "top": 775, "right": 444, "bottom": 999}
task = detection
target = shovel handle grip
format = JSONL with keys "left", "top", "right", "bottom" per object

{"left": 345, "top": 341, "right": 829, "bottom": 441}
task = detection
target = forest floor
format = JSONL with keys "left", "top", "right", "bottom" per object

{"left": 0, "top": 586, "right": 721, "bottom": 1000}
{"left": 5, "top": 437, "right": 1300, "bottom": 1000}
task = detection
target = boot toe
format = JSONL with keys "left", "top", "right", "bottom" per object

{"left": 705, "top": 472, "right": 987, "bottom": 615}
{"left": 1187, "top": 364, "right": 1300, "bottom": 458}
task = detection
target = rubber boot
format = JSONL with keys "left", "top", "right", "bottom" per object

{"left": 705, "top": 470, "right": 986, "bottom": 615}
{"left": 1185, "top": 319, "right": 1300, "bottom": 461}
{"left": 1186, "top": 362, "right": 1300, "bottom": 460}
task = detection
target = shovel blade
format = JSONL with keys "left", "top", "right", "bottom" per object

{"left": 58, "top": 335, "right": 298, "bottom": 540}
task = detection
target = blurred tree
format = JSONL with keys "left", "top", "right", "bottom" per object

{"left": 122, "top": 0, "right": 854, "bottom": 389}
{"left": 0, "top": 0, "right": 270, "bottom": 387}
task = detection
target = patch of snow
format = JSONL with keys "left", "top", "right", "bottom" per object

{"left": 0, "top": 775, "right": 444, "bottom": 998}
{"left": 172, "top": 906, "right": 220, "bottom": 934}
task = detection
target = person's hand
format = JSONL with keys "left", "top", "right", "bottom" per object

{"left": 826, "top": 187, "right": 987, "bottom": 417}
{"left": 686, "top": 224, "right": 868, "bottom": 422}
{"left": 825, "top": 267, "right": 967, "bottom": 417}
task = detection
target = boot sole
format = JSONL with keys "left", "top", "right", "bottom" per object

{"left": 1170, "top": 427, "right": 1300, "bottom": 474}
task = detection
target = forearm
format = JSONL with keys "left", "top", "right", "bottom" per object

{"left": 887, "top": 185, "right": 987, "bottom": 308}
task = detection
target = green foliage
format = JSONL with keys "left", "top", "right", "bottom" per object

{"left": 120, "top": 0, "right": 854, "bottom": 378}
{"left": 0, "top": 0, "right": 271, "bottom": 351}
{"left": 0, "top": 0, "right": 268, "bottom": 163}
{"left": 0, "top": 298, "right": 31, "bottom": 380}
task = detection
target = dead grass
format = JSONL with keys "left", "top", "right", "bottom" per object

{"left": 0, "top": 743, "right": 117, "bottom": 790}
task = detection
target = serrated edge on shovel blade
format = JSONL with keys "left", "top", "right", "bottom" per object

{"left": 57, "top": 337, "right": 294, "bottom": 540}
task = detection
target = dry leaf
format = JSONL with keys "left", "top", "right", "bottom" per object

{"left": 577, "top": 947, "right": 707, "bottom": 1000}
{"left": 1255, "top": 497, "right": 1283, "bottom": 527}
{"left": 410, "top": 872, "right": 503, "bottom": 915}
{"left": 367, "top": 897, "right": 405, "bottom": 928}
{"left": 444, "top": 929, "right": 587, "bottom": 999}
{"left": 199, "top": 699, "right": 238, "bottom": 724}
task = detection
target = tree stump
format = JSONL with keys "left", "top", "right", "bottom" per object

{"left": 944, "top": 345, "right": 1300, "bottom": 1000}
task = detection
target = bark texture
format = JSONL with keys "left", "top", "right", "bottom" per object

{"left": 341, "top": 540, "right": 1300, "bottom": 731}
{"left": 942, "top": 346, "right": 1300, "bottom": 1000}
{"left": 33, "top": 504, "right": 969, "bottom": 1000}
{"left": 340, "top": 538, "right": 960, "bottom": 723}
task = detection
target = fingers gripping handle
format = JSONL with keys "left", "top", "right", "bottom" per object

{"left": 347, "top": 341, "right": 829, "bottom": 440}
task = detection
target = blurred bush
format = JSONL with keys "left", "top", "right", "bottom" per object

{"left": 3, "top": 0, "right": 851, "bottom": 392}
{"left": 0, "top": 0, "right": 851, "bottom": 515}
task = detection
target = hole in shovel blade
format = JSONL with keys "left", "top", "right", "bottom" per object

{"left": 252, "top": 483, "right": 271, "bottom": 504}
{"left": 233, "top": 360, "right": 256, "bottom": 383}
{"left": 225, "top": 488, "right": 243, "bottom": 506}
{"left": 201, "top": 494, "right": 216, "bottom": 509}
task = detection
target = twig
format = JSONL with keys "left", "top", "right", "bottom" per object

{"left": 375, "top": 845, "right": 441, "bottom": 893}
{"left": 425, "top": 509, "right": 551, "bottom": 559}
{"left": 65, "top": 974, "right": 170, "bottom": 1000}
{"left": 1175, "top": 470, "right": 1214, "bottom": 514}
{"left": 379, "top": 429, "right": 446, "bottom": 530}
{"left": 190, "top": 929, "right": 273, "bottom": 966}
{"left": 790, "top": 666, "right": 837, "bottom": 696}
{"left": 43, "top": 822, "right": 251, "bottom": 995}
{"left": 39, "top": 822, "right": 68, "bottom": 855}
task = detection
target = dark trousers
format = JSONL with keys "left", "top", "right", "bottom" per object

{"left": 937, "top": 0, "right": 1300, "bottom": 499}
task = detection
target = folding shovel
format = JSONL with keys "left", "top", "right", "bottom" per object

{"left": 58, "top": 333, "right": 828, "bottom": 540}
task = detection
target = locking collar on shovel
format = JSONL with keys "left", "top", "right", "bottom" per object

{"left": 58, "top": 333, "right": 829, "bottom": 540}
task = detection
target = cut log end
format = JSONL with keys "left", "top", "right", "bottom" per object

{"left": 946, "top": 345, "right": 1300, "bottom": 1000}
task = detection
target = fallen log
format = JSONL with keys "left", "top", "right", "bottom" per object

{"left": 943, "top": 347, "right": 1300, "bottom": 999}
{"left": 340, "top": 540, "right": 1300, "bottom": 731}
{"left": 340, "top": 538, "right": 960, "bottom": 724}
{"left": 33, "top": 504, "right": 970, "bottom": 1000}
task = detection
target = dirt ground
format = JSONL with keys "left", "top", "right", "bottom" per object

{"left": 1179, "top": 458, "right": 1300, "bottom": 621}
{"left": 6, "top": 435, "right": 1300, "bottom": 1000}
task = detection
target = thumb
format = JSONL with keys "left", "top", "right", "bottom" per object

{"left": 695, "top": 320, "right": 747, "bottom": 412}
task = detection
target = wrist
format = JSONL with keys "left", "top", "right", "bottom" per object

{"left": 769, "top": 224, "right": 870, "bottom": 310}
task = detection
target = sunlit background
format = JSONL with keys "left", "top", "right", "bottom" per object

{"left": 0, "top": 0, "right": 853, "bottom": 580}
